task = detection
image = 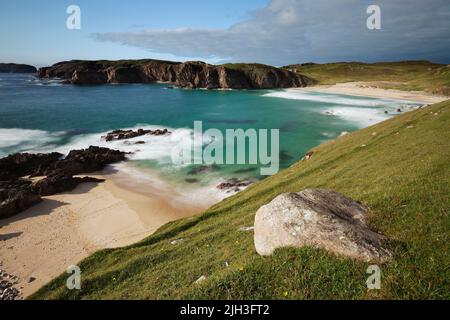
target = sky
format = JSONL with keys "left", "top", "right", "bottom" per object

{"left": 1, "top": 0, "right": 449, "bottom": 67}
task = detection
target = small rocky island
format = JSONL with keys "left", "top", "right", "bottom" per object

{"left": 37, "top": 59, "right": 315, "bottom": 89}
{"left": 0, "top": 63, "right": 37, "bottom": 73}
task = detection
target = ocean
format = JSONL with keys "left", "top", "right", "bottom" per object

{"left": 0, "top": 73, "right": 419, "bottom": 199}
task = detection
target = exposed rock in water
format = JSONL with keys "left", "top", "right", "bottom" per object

{"left": 0, "top": 146, "right": 127, "bottom": 218}
{"left": 254, "top": 189, "right": 391, "bottom": 262}
{"left": 217, "top": 178, "right": 254, "bottom": 193}
{"left": 187, "top": 165, "right": 220, "bottom": 175}
{"left": 37, "top": 59, "right": 315, "bottom": 89}
{"left": 0, "top": 63, "right": 37, "bottom": 73}
{"left": 103, "top": 128, "right": 170, "bottom": 141}
{"left": 32, "top": 146, "right": 127, "bottom": 177}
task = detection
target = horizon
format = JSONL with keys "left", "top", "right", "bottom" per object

{"left": 1, "top": 0, "right": 450, "bottom": 67}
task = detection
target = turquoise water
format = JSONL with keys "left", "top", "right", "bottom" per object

{"left": 0, "top": 73, "right": 417, "bottom": 188}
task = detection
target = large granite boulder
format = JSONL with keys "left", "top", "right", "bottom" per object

{"left": 254, "top": 189, "right": 391, "bottom": 262}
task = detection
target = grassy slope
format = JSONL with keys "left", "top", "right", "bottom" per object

{"left": 32, "top": 100, "right": 450, "bottom": 300}
{"left": 284, "top": 61, "right": 450, "bottom": 95}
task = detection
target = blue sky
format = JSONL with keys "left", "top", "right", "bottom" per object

{"left": 1, "top": 0, "right": 449, "bottom": 67}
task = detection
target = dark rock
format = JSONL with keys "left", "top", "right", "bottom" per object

{"left": 103, "top": 128, "right": 169, "bottom": 142}
{"left": 217, "top": 178, "right": 254, "bottom": 192}
{"left": 0, "top": 180, "right": 42, "bottom": 219}
{"left": 37, "top": 59, "right": 315, "bottom": 89}
{"left": 72, "top": 69, "right": 107, "bottom": 85}
{"left": 0, "top": 146, "right": 126, "bottom": 218}
{"left": 0, "top": 152, "right": 62, "bottom": 181}
{"left": 188, "top": 165, "right": 220, "bottom": 175}
{"left": 0, "top": 269, "right": 21, "bottom": 300}
{"left": 32, "top": 173, "right": 104, "bottom": 196}
{"left": 33, "top": 146, "right": 127, "bottom": 176}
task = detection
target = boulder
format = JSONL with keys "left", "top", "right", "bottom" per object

{"left": 254, "top": 189, "right": 391, "bottom": 261}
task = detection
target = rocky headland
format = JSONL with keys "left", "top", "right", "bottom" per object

{"left": 0, "top": 63, "right": 37, "bottom": 73}
{"left": 37, "top": 59, "right": 315, "bottom": 89}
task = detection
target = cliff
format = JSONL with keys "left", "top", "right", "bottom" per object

{"left": 0, "top": 63, "right": 37, "bottom": 73}
{"left": 38, "top": 59, "right": 315, "bottom": 89}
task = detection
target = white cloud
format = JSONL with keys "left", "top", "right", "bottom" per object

{"left": 94, "top": 0, "right": 450, "bottom": 65}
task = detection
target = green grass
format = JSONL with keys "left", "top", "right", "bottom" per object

{"left": 284, "top": 61, "right": 450, "bottom": 95}
{"left": 31, "top": 100, "right": 450, "bottom": 300}
{"left": 221, "top": 63, "right": 276, "bottom": 72}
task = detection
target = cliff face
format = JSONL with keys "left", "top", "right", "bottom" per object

{"left": 0, "top": 63, "right": 37, "bottom": 73}
{"left": 38, "top": 60, "right": 315, "bottom": 89}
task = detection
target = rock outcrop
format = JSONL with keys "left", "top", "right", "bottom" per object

{"left": 0, "top": 152, "right": 63, "bottom": 181}
{"left": 0, "top": 180, "right": 42, "bottom": 219}
{"left": 0, "top": 63, "right": 37, "bottom": 73}
{"left": 254, "top": 189, "right": 391, "bottom": 261}
{"left": 217, "top": 178, "right": 254, "bottom": 193}
{"left": 103, "top": 128, "right": 170, "bottom": 141}
{"left": 0, "top": 146, "right": 127, "bottom": 219}
{"left": 38, "top": 60, "right": 315, "bottom": 89}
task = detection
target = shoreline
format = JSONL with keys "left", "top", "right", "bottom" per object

{"left": 0, "top": 165, "right": 217, "bottom": 298}
{"left": 294, "top": 81, "right": 449, "bottom": 104}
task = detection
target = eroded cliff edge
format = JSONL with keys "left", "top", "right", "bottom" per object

{"left": 38, "top": 59, "right": 315, "bottom": 89}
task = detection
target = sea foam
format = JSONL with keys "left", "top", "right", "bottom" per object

{"left": 263, "top": 89, "right": 410, "bottom": 107}
{"left": 0, "top": 128, "right": 65, "bottom": 157}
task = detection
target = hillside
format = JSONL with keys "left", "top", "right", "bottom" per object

{"left": 37, "top": 59, "right": 314, "bottom": 89}
{"left": 284, "top": 61, "right": 450, "bottom": 96}
{"left": 31, "top": 100, "right": 450, "bottom": 300}
{"left": 0, "top": 63, "right": 36, "bottom": 73}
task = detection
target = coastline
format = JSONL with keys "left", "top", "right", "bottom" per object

{"left": 0, "top": 165, "right": 217, "bottom": 297}
{"left": 293, "top": 81, "right": 449, "bottom": 104}
{"left": 1, "top": 81, "right": 447, "bottom": 299}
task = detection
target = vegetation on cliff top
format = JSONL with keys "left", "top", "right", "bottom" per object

{"left": 32, "top": 99, "right": 450, "bottom": 300}
{"left": 284, "top": 61, "right": 450, "bottom": 95}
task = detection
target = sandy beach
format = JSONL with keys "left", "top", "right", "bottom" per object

{"left": 0, "top": 165, "right": 219, "bottom": 297}
{"left": 295, "top": 81, "right": 449, "bottom": 104}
